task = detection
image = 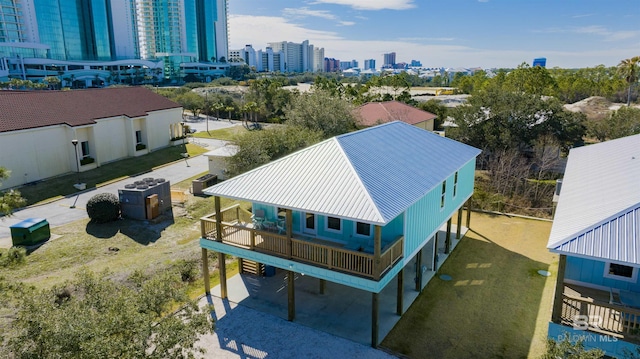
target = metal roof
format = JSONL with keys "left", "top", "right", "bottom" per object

{"left": 204, "top": 121, "right": 481, "bottom": 225}
{"left": 547, "top": 134, "right": 640, "bottom": 265}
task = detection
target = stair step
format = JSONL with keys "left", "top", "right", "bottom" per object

{"left": 241, "top": 259, "right": 265, "bottom": 276}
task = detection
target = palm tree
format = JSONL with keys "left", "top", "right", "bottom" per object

{"left": 225, "top": 106, "right": 235, "bottom": 122}
{"left": 618, "top": 56, "right": 640, "bottom": 106}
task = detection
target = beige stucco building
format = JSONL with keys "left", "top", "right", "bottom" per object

{"left": 0, "top": 87, "right": 183, "bottom": 190}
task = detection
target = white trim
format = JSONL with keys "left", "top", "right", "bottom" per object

{"left": 603, "top": 262, "right": 638, "bottom": 283}
{"left": 302, "top": 212, "right": 317, "bottom": 235}
{"left": 453, "top": 171, "right": 458, "bottom": 199}
{"left": 353, "top": 221, "right": 372, "bottom": 238}
{"left": 563, "top": 278, "right": 612, "bottom": 292}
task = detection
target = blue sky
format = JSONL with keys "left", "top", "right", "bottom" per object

{"left": 228, "top": 0, "right": 640, "bottom": 69}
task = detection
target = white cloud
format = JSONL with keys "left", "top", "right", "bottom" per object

{"left": 309, "top": 0, "right": 415, "bottom": 11}
{"left": 283, "top": 7, "right": 337, "bottom": 20}
{"left": 534, "top": 25, "right": 639, "bottom": 42}
{"left": 338, "top": 21, "right": 356, "bottom": 26}
{"left": 571, "top": 14, "right": 593, "bottom": 18}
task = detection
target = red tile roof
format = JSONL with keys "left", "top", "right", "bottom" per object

{"left": 0, "top": 87, "right": 181, "bottom": 133}
{"left": 354, "top": 101, "right": 436, "bottom": 127}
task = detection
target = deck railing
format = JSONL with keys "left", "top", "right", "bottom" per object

{"left": 560, "top": 293, "right": 640, "bottom": 343}
{"left": 201, "top": 205, "right": 404, "bottom": 280}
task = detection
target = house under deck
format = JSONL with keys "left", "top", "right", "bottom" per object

{"left": 200, "top": 201, "right": 472, "bottom": 347}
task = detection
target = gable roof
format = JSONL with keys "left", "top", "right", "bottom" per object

{"left": 547, "top": 134, "right": 640, "bottom": 265}
{"left": 355, "top": 101, "right": 437, "bottom": 127}
{"left": 0, "top": 87, "right": 181, "bottom": 133}
{"left": 204, "top": 121, "right": 480, "bottom": 225}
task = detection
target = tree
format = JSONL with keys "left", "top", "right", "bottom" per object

{"left": 3, "top": 270, "right": 211, "bottom": 359}
{"left": 284, "top": 89, "right": 358, "bottom": 138}
{"left": 449, "top": 87, "right": 585, "bottom": 154}
{"left": 618, "top": 56, "right": 640, "bottom": 106}
{"left": 418, "top": 99, "right": 449, "bottom": 130}
{"left": 43, "top": 76, "right": 61, "bottom": 90}
{"left": 0, "top": 167, "right": 26, "bottom": 215}
{"left": 588, "top": 106, "right": 640, "bottom": 141}
{"left": 176, "top": 91, "right": 205, "bottom": 119}
{"left": 503, "top": 63, "right": 557, "bottom": 96}
{"left": 227, "top": 125, "right": 322, "bottom": 175}
{"left": 541, "top": 332, "right": 604, "bottom": 359}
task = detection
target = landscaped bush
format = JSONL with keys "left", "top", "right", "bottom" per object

{"left": 80, "top": 157, "right": 95, "bottom": 166}
{"left": 0, "top": 246, "right": 26, "bottom": 267}
{"left": 86, "top": 193, "right": 120, "bottom": 223}
{"left": 174, "top": 259, "right": 199, "bottom": 283}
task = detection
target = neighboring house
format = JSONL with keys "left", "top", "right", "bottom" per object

{"left": 199, "top": 121, "right": 480, "bottom": 347}
{"left": 203, "top": 145, "right": 239, "bottom": 181}
{"left": 354, "top": 101, "right": 436, "bottom": 131}
{"left": 0, "top": 87, "right": 183, "bottom": 190}
{"left": 547, "top": 133, "right": 640, "bottom": 356}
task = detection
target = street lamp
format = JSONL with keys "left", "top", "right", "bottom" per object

{"left": 180, "top": 121, "right": 186, "bottom": 146}
{"left": 71, "top": 139, "right": 80, "bottom": 185}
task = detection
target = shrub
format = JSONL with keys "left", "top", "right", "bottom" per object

{"left": 0, "top": 246, "right": 27, "bottom": 267}
{"left": 174, "top": 259, "right": 199, "bottom": 283}
{"left": 86, "top": 193, "right": 120, "bottom": 223}
{"left": 80, "top": 157, "right": 95, "bottom": 166}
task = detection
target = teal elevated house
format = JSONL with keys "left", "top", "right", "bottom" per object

{"left": 199, "top": 121, "right": 480, "bottom": 346}
{"left": 548, "top": 133, "right": 640, "bottom": 356}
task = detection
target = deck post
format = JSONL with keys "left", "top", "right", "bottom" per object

{"left": 445, "top": 218, "right": 452, "bottom": 254}
{"left": 456, "top": 207, "right": 463, "bottom": 239}
{"left": 466, "top": 201, "right": 472, "bottom": 228}
{"left": 374, "top": 225, "right": 382, "bottom": 280}
{"left": 214, "top": 196, "right": 223, "bottom": 242}
{"left": 288, "top": 270, "right": 295, "bottom": 321}
{"left": 397, "top": 268, "right": 404, "bottom": 315}
{"left": 202, "top": 248, "right": 210, "bottom": 295}
{"left": 286, "top": 209, "right": 293, "bottom": 258}
{"left": 415, "top": 248, "right": 422, "bottom": 292}
{"left": 238, "top": 257, "right": 243, "bottom": 274}
{"left": 319, "top": 279, "right": 326, "bottom": 294}
{"left": 372, "top": 292, "right": 379, "bottom": 348}
{"left": 432, "top": 236, "right": 438, "bottom": 272}
{"left": 218, "top": 252, "right": 227, "bottom": 299}
{"left": 551, "top": 254, "right": 567, "bottom": 323}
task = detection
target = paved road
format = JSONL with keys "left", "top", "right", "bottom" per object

{"left": 0, "top": 118, "right": 240, "bottom": 247}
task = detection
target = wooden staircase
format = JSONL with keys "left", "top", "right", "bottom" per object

{"left": 239, "top": 259, "right": 265, "bottom": 276}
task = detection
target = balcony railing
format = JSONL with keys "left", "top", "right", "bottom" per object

{"left": 201, "top": 204, "right": 404, "bottom": 280}
{"left": 559, "top": 293, "right": 640, "bottom": 343}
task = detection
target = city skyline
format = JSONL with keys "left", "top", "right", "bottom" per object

{"left": 228, "top": 0, "right": 640, "bottom": 69}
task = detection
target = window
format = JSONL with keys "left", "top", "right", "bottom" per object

{"left": 604, "top": 262, "right": 638, "bottom": 282}
{"left": 304, "top": 213, "right": 315, "bottom": 234}
{"left": 135, "top": 130, "right": 142, "bottom": 144}
{"left": 356, "top": 222, "right": 371, "bottom": 236}
{"left": 81, "top": 141, "right": 90, "bottom": 158}
{"left": 453, "top": 171, "right": 459, "bottom": 197}
{"left": 440, "top": 181, "right": 446, "bottom": 208}
{"left": 327, "top": 216, "right": 341, "bottom": 231}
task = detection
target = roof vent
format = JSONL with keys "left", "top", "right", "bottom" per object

{"left": 124, "top": 184, "right": 136, "bottom": 189}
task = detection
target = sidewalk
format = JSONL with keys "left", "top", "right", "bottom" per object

{"left": 0, "top": 152, "right": 211, "bottom": 247}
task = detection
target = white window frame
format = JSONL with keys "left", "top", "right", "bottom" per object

{"left": 302, "top": 212, "right": 317, "bottom": 235}
{"left": 453, "top": 171, "right": 458, "bottom": 198}
{"left": 604, "top": 262, "right": 638, "bottom": 283}
{"left": 440, "top": 181, "right": 446, "bottom": 209}
{"left": 325, "top": 216, "right": 342, "bottom": 234}
{"left": 81, "top": 141, "right": 90, "bottom": 158}
{"left": 135, "top": 130, "right": 143, "bottom": 144}
{"left": 354, "top": 221, "right": 372, "bottom": 238}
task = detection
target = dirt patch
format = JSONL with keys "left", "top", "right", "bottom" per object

{"left": 563, "top": 96, "right": 640, "bottom": 121}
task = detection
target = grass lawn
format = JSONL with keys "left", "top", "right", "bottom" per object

{"left": 17, "top": 143, "right": 208, "bottom": 206}
{"left": 382, "top": 212, "right": 557, "bottom": 359}
{"left": 0, "top": 179, "right": 242, "bottom": 291}
{"left": 192, "top": 125, "right": 247, "bottom": 141}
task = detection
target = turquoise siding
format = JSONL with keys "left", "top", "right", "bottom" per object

{"left": 251, "top": 203, "right": 404, "bottom": 248}
{"left": 201, "top": 238, "right": 404, "bottom": 293}
{"left": 404, "top": 158, "right": 475, "bottom": 257}
{"left": 565, "top": 256, "right": 640, "bottom": 292}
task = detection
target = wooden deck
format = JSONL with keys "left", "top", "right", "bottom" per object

{"left": 557, "top": 284, "right": 640, "bottom": 344}
{"left": 200, "top": 204, "right": 404, "bottom": 280}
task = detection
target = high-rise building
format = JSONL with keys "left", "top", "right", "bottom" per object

{"left": 313, "top": 47, "right": 324, "bottom": 72}
{"left": 410, "top": 60, "right": 422, "bottom": 67}
{"left": 324, "top": 58, "right": 339, "bottom": 72}
{"left": 267, "top": 39, "right": 322, "bottom": 73}
{"left": 383, "top": 52, "right": 396, "bottom": 68}
{"left": 256, "top": 47, "right": 285, "bottom": 72}
{"left": 364, "top": 59, "right": 375, "bottom": 70}
{"left": 0, "top": 0, "right": 229, "bottom": 82}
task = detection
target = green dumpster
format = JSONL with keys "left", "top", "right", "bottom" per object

{"left": 10, "top": 218, "right": 50, "bottom": 246}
